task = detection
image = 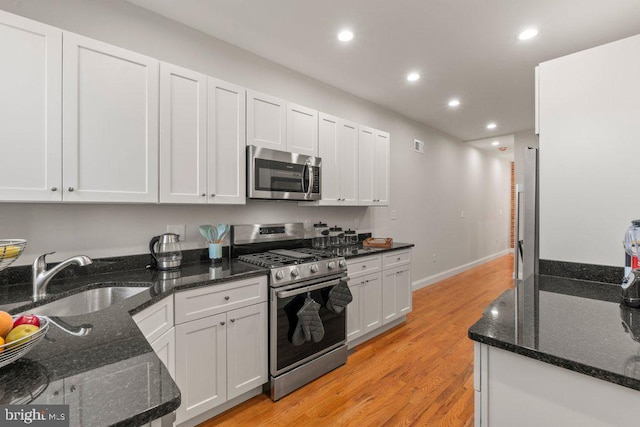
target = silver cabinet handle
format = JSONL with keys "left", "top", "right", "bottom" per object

{"left": 362, "top": 265, "right": 366, "bottom": 269}
{"left": 201, "top": 193, "right": 206, "bottom": 197}
{"left": 365, "top": 279, "right": 369, "bottom": 283}
{"left": 224, "top": 296, "right": 230, "bottom": 301}
{"left": 220, "top": 321, "right": 225, "bottom": 326}
{"left": 397, "top": 257, "right": 401, "bottom": 261}
{"left": 230, "top": 319, "right": 235, "bottom": 323}
{"left": 68, "top": 187, "right": 74, "bottom": 192}
{"left": 51, "top": 187, "right": 57, "bottom": 192}
{"left": 210, "top": 194, "right": 216, "bottom": 197}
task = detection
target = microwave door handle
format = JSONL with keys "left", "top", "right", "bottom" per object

{"left": 304, "top": 160, "right": 313, "bottom": 200}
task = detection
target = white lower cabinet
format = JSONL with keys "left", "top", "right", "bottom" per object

{"left": 174, "top": 276, "right": 268, "bottom": 425}
{"left": 361, "top": 272, "right": 382, "bottom": 334}
{"left": 381, "top": 250, "right": 412, "bottom": 325}
{"left": 175, "top": 313, "right": 227, "bottom": 423}
{"left": 474, "top": 343, "right": 640, "bottom": 427}
{"left": 347, "top": 250, "right": 412, "bottom": 346}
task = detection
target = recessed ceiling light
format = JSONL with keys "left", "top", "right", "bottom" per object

{"left": 407, "top": 72, "right": 420, "bottom": 82}
{"left": 448, "top": 99, "right": 461, "bottom": 108}
{"left": 337, "top": 30, "right": 354, "bottom": 42}
{"left": 486, "top": 122, "right": 497, "bottom": 130}
{"left": 518, "top": 28, "right": 539, "bottom": 41}
{"left": 491, "top": 141, "right": 500, "bottom": 146}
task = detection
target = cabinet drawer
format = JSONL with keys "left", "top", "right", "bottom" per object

{"left": 175, "top": 276, "right": 268, "bottom": 324}
{"left": 132, "top": 296, "right": 174, "bottom": 343}
{"left": 347, "top": 255, "right": 381, "bottom": 278}
{"left": 382, "top": 249, "right": 411, "bottom": 269}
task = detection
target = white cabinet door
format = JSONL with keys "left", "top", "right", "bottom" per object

{"left": 0, "top": 11, "right": 62, "bottom": 202}
{"left": 159, "top": 62, "right": 207, "bottom": 204}
{"left": 175, "top": 313, "right": 227, "bottom": 424}
{"left": 373, "top": 130, "right": 390, "bottom": 205}
{"left": 226, "top": 302, "right": 268, "bottom": 400}
{"left": 287, "top": 102, "right": 318, "bottom": 156}
{"left": 318, "top": 113, "right": 340, "bottom": 204}
{"left": 208, "top": 78, "right": 246, "bottom": 204}
{"left": 63, "top": 32, "right": 159, "bottom": 203}
{"left": 246, "top": 90, "right": 286, "bottom": 151}
{"left": 358, "top": 126, "right": 375, "bottom": 205}
{"left": 382, "top": 266, "right": 412, "bottom": 325}
{"left": 346, "top": 279, "right": 363, "bottom": 342}
{"left": 361, "top": 272, "right": 382, "bottom": 335}
{"left": 318, "top": 114, "right": 359, "bottom": 206}
{"left": 151, "top": 327, "right": 176, "bottom": 381}
{"left": 339, "top": 119, "right": 359, "bottom": 205}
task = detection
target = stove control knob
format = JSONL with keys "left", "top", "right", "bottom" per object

{"left": 310, "top": 264, "right": 319, "bottom": 273}
{"left": 275, "top": 270, "right": 285, "bottom": 280}
{"left": 290, "top": 268, "right": 300, "bottom": 278}
{"left": 327, "top": 261, "right": 336, "bottom": 270}
{"left": 339, "top": 260, "right": 347, "bottom": 268}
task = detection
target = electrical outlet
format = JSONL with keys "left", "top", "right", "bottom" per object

{"left": 460, "top": 211, "right": 465, "bottom": 218}
{"left": 390, "top": 210, "right": 398, "bottom": 220}
{"left": 167, "top": 224, "right": 186, "bottom": 241}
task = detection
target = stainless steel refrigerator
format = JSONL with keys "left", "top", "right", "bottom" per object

{"left": 513, "top": 146, "right": 539, "bottom": 346}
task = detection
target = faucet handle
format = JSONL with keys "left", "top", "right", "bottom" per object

{"left": 33, "top": 252, "right": 56, "bottom": 269}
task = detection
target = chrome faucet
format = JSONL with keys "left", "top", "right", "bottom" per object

{"left": 32, "top": 252, "right": 93, "bottom": 301}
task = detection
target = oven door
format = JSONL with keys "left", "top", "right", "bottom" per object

{"left": 270, "top": 275, "right": 347, "bottom": 377}
{"left": 248, "top": 145, "right": 321, "bottom": 201}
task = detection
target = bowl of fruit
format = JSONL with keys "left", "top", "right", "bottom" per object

{"left": 0, "top": 239, "right": 27, "bottom": 272}
{"left": 0, "top": 311, "right": 49, "bottom": 369}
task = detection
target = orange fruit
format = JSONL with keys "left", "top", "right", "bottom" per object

{"left": 0, "top": 311, "right": 12, "bottom": 338}
{"left": 0, "top": 336, "right": 4, "bottom": 354}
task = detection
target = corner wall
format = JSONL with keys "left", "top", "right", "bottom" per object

{"left": 0, "top": 0, "right": 511, "bottom": 287}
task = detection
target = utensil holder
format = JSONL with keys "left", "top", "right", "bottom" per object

{"left": 209, "top": 243, "right": 222, "bottom": 260}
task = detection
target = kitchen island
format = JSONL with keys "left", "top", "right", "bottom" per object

{"left": 468, "top": 274, "right": 640, "bottom": 426}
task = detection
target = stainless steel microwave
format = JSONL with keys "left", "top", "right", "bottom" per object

{"left": 247, "top": 145, "right": 321, "bottom": 201}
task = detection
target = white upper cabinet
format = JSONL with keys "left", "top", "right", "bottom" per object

{"left": 287, "top": 102, "right": 318, "bottom": 156}
{"left": 207, "top": 78, "right": 246, "bottom": 204}
{"left": 374, "top": 130, "right": 390, "bottom": 205}
{"left": 246, "top": 90, "right": 286, "bottom": 151}
{"left": 318, "top": 113, "right": 358, "bottom": 205}
{"left": 159, "top": 62, "right": 207, "bottom": 204}
{"left": 359, "top": 126, "right": 390, "bottom": 206}
{"left": 339, "top": 119, "right": 359, "bottom": 205}
{"left": 0, "top": 11, "right": 62, "bottom": 202}
{"left": 358, "top": 126, "right": 375, "bottom": 205}
{"left": 63, "top": 32, "right": 159, "bottom": 203}
{"left": 318, "top": 113, "right": 340, "bottom": 203}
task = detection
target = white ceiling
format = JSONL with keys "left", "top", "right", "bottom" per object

{"left": 467, "top": 135, "right": 515, "bottom": 161}
{"left": 128, "top": 0, "right": 640, "bottom": 141}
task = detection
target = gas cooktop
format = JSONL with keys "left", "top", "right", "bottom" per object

{"left": 232, "top": 224, "right": 348, "bottom": 287}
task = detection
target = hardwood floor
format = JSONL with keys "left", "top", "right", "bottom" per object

{"left": 200, "top": 254, "right": 514, "bottom": 427}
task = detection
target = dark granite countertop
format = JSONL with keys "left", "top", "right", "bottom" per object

{"left": 0, "top": 259, "right": 268, "bottom": 427}
{"left": 468, "top": 274, "right": 640, "bottom": 391}
{"left": 342, "top": 242, "right": 414, "bottom": 259}
{"left": 0, "top": 242, "right": 413, "bottom": 426}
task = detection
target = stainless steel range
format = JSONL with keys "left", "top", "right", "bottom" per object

{"left": 232, "top": 223, "right": 349, "bottom": 401}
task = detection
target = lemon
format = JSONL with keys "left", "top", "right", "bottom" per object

{"left": 1, "top": 245, "right": 20, "bottom": 259}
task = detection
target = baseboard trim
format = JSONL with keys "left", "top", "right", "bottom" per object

{"left": 412, "top": 249, "right": 510, "bottom": 291}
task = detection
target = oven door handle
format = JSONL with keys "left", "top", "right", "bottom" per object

{"left": 276, "top": 277, "right": 346, "bottom": 299}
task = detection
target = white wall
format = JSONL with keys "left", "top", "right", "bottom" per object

{"left": 0, "top": 0, "right": 511, "bottom": 286}
{"left": 538, "top": 33, "right": 640, "bottom": 266}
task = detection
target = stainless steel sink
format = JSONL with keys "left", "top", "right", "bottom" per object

{"left": 28, "top": 286, "right": 149, "bottom": 317}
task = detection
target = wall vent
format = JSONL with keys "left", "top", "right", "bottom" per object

{"left": 414, "top": 139, "right": 424, "bottom": 153}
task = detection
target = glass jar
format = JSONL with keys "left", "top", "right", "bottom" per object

{"left": 312, "top": 222, "right": 329, "bottom": 249}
